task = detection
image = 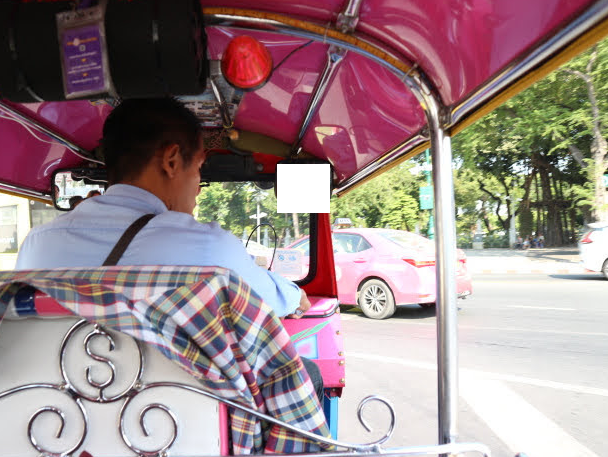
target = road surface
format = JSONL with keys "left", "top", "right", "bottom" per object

{"left": 336, "top": 273, "right": 608, "bottom": 457}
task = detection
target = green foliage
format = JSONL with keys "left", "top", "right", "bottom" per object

{"left": 194, "top": 162, "right": 429, "bottom": 240}
{"left": 196, "top": 182, "right": 251, "bottom": 235}
{"left": 483, "top": 233, "right": 509, "bottom": 248}
{"left": 453, "top": 166, "right": 486, "bottom": 235}
{"left": 381, "top": 190, "right": 419, "bottom": 230}
{"left": 452, "top": 36, "right": 608, "bottom": 241}
{"left": 195, "top": 183, "right": 309, "bottom": 244}
{"left": 331, "top": 162, "right": 426, "bottom": 231}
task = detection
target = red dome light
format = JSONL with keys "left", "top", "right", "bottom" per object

{"left": 221, "top": 36, "right": 273, "bottom": 90}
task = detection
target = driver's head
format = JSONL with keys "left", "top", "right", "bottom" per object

{"left": 101, "top": 98, "right": 203, "bottom": 185}
{"left": 101, "top": 98, "right": 206, "bottom": 213}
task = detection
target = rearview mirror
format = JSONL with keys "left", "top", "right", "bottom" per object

{"left": 52, "top": 168, "right": 106, "bottom": 211}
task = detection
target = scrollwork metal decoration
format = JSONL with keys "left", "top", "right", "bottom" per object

{"left": 1, "top": 318, "right": 492, "bottom": 457}
{"left": 59, "top": 320, "right": 144, "bottom": 403}
{"left": 120, "top": 400, "right": 178, "bottom": 457}
{"left": 356, "top": 395, "right": 396, "bottom": 448}
{"left": 84, "top": 326, "right": 117, "bottom": 399}
{"left": 122, "top": 381, "right": 399, "bottom": 453}
{"left": 28, "top": 406, "right": 66, "bottom": 449}
{"left": 0, "top": 383, "right": 88, "bottom": 457}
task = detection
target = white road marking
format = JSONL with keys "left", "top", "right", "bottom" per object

{"left": 339, "top": 316, "right": 608, "bottom": 337}
{"left": 348, "top": 353, "right": 608, "bottom": 397}
{"left": 457, "top": 324, "right": 607, "bottom": 337}
{"left": 507, "top": 305, "right": 576, "bottom": 311}
{"left": 460, "top": 377, "right": 600, "bottom": 457}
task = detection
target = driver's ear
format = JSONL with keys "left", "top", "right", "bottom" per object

{"left": 160, "top": 144, "right": 181, "bottom": 178}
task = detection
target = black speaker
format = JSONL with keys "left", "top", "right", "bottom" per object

{"left": 105, "top": 0, "right": 208, "bottom": 98}
{"left": 0, "top": 0, "right": 73, "bottom": 102}
{"left": 0, "top": 0, "right": 208, "bottom": 102}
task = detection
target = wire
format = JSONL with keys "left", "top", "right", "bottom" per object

{"left": 0, "top": 112, "right": 61, "bottom": 147}
{"left": 246, "top": 222, "right": 278, "bottom": 270}
{"left": 0, "top": 109, "right": 105, "bottom": 165}
{"left": 272, "top": 40, "right": 314, "bottom": 72}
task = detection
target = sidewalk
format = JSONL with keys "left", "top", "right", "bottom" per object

{"left": 463, "top": 247, "right": 591, "bottom": 275}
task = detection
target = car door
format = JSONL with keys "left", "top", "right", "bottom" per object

{"left": 332, "top": 233, "right": 374, "bottom": 304}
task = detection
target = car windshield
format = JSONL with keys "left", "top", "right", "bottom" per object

{"left": 379, "top": 230, "right": 434, "bottom": 251}
{"left": 196, "top": 183, "right": 310, "bottom": 282}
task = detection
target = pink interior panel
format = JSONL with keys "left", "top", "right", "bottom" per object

{"left": 0, "top": 0, "right": 600, "bottom": 193}
{"left": 203, "top": 0, "right": 594, "bottom": 105}
{"left": 307, "top": 296, "right": 339, "bottom": 315}
{"left": 219, "top": 404, "right": 230, "bottom": 455}
{"left": 15, "top": 101, "right": 110, "bottom": 150}
{"left": 357, "top": 0, "right": 593, "bottom": 105}
{"left": 301, "top": 52, "right": 426, "bottom": 181}
{"left": 0, "top": 113, "right": 73, "bottom": 193}
{"left": 0, "top": 101, "right": 109, "bottom": 192}
{"left": 283, "top": 300, "right": 345, "bottom": 388}
{"left": 236, "top": 47, "right": 329, "bottom": 144}
{"left": 200, "top": 0, "right": 343, "bottom": 22}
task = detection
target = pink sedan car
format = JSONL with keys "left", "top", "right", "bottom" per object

{"left": 289, "top": 228, "right": 472, "bottom": 319}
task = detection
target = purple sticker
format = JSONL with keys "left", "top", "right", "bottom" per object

{"left": 61, "top": 24, "right": 106, "bottom": 96}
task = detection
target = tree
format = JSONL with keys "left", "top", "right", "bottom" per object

{"left": 331, "top": 162, "right": 425, "bottom": 230}
{"left": 452, "top": 38, "right": 608, "bottom": 243}
{"left": 195, "top": 182, "right": 310, "bottom": 246}
{"left": 555, "top": 43, "right": 608, "bottom": 221}
{"left": 381, "top": 190, "right": 419, "bottom": 230}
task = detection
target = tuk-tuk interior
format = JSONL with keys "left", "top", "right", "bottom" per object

{"left": 1, "top": 0, "right": 608, "bottom": 456}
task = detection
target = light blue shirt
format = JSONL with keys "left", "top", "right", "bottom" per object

{"left": 16, "top": 184, "right": 301, "bottom": 317}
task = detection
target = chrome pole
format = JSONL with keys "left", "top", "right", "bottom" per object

{"left": 337, "top": 0, "right": 364, "bottom": 33}
{"left": 291, "top": 45, "right": 346, "bottom": 155}
{"left": 425, "top": 94, "right": 459, "bottom": 452}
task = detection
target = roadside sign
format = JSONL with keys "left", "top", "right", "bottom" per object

{"left": 419, "top": 186, "right": 433, "bottom": 210}
{"left": 604, "top": 174, "right": 608, "bottom": 187}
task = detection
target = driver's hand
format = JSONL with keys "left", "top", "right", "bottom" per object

{"left": 286, "top": 289, "right": 311, "bottom": 319}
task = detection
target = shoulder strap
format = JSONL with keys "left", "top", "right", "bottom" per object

{"left": 102, "top": 214, "right": 156, "bottom": 266}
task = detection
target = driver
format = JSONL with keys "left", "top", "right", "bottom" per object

{"left": 16, "top": 97, "right": 323, "bottom": 400}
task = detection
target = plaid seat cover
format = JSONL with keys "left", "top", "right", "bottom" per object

{"left": 0, "top": 266, "right": 331, "bottom": 454}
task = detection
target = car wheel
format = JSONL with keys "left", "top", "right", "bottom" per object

{"left": 358, "top": 279, "right": 396, "bottom": 319}
{"left": 602, "top": 259, "right": 608, "bottom": 279}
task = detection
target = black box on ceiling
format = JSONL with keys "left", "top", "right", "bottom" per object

{"left": 0, "top": 0, "right": 208, "bottom": 102}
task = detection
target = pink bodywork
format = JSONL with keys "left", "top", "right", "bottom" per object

{"left": 282, "top": 297, "right": 345, "bottom": 390}
{"left": 0, "top": 0, "right": 597, "bottom": 195}
{"left": 332, "top": 229, "right": 472, "bottom": 306}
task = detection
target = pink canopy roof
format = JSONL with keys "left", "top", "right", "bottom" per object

{"left": 0, "top": 0, "right": 604, "bottom": 196}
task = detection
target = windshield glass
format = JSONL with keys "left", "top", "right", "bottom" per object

{"left": 379, "top": 230, "right": 434, "bottom": 251}
{"left": 196, "top": 183, "right": 311, "bottom": 282}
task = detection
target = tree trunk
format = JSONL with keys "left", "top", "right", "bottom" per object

{"left": 592, "top": 145, "right": 608, "bottom": 221}
{"left": 570, "top": 208, "right": 577, "bottom": 245}
{"left": 292, "top": 213, "right": 300, "bottom": 239}
{"left": 534, "top": 172, "right": 542, "bottom": 236}
{"left": 538, "top": 167, "right": 558, "bottom": 246}
{"left": 550, "top": 174, "right": 564, "bottom": 244}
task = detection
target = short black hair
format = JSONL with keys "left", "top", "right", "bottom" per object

{"left": 101, "top": 98, "right": 202, "bottom": 184}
